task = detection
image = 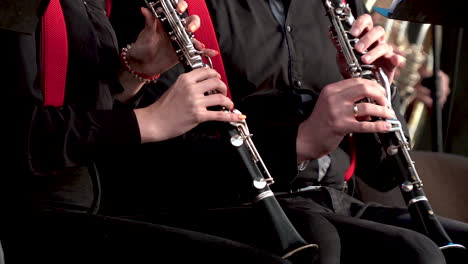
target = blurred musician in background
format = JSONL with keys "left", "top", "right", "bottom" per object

{"left": 367, "top": 0, "right": 452, "bottom": 149}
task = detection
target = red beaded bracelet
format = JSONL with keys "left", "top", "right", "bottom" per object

{"left": 120, "top": 44, "right": 160, "bottom": 84}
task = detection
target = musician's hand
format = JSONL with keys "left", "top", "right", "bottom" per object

{"left": 126, "top": 1, "right": 217, "bottom": 76}
{"left": 135, "top": 68, "right": 246, "bottom": 143}
{"left": 348, "top": 14, "right": 404, "bottom": 84}
{"left": 415, "top": 70, "right": 451, "bottom": 108}
{"left": 296, "top": 78, "right": 396, "bottom": 161}
{"left": 192, "top": 38, "right": 219, "bottom": 58}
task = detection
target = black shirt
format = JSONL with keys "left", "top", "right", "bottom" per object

{"left": 204, "top": 0, "right": 405, "bottom": 193}
{"left": 0, "top": 0, "right": 142, "bottom": 212}
{"left": 102, "top": 0, "right": 406, "bottom": 213}
{"left": 206, "top": 0, "right": 346, "bottom": 190}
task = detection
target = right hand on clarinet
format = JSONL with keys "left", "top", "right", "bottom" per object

{"left": 297, "top": 13, "right": 402, "bottom": 161}
{"left": 296, "top": 78, "right": 396, "bottom": 161}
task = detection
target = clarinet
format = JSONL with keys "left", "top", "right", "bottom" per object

{"left": 144, "top": 0, "right": 318, "bottom": 261}
{"left": 321, "top": 0, "right": 466, "bottom": 259}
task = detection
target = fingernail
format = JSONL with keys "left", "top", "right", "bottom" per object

{"left": 355, "top": 42, "right": 364, "bottom": 52}
{"left": 189, "top": 24, "right": 197, "bottom": 32}
{"left": 385, "top": 123, "right": 392, "bottom": 130}
{"left": 238, "top": 114, "right": 247, "bottom": 120}
{"left": 351, "top": 28, "right": 360, "bottom": 37}
{"left": 214, "top": 50, "right": 219, "bottom": 55}
{"left": 218, "top": 74, "right": 222, "bottom": 79}
{"left": 363, "top": 54, "right": 372, "bottom": 63}
{"left": 201, "top": 43, "right": 206, "bottom": 48}
{"left": 177, "top": 2, "right": 188, "bottom": 13}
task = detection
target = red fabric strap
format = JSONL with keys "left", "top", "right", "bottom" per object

{"left": 344, "top": 135, "right": 356, "bottom": 181}
{"left": 341, "top": 0, "right": 357, "bottom": 182}
{"left": 41, "top": 0, "right": 68, "bottom": 107}
{"left": 105, "top": 0, "right": 112, "bottom": 18}
{"left": 186, "top": 0, "right": 231, "bottom": 98}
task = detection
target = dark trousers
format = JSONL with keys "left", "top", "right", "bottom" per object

{"left": 1, "top": 210, "right": 289, "bottom": 264}
{"left": 0, "top": 241, "right": 4, "bottom": 264}
{"left": 135, "top": 188, "right": 468, "bottom": 264}
{"left": 281, "top": 188, "right": 468, "bottom": 264}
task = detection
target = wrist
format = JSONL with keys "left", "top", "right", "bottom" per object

{"left": 121, "top": 44, "right": 161, "bottom": 84}
{"left": 134, "top": 107, "right": 160, "bottom": 144}
{"left": 296, "top": 122, "right": 323, "bottom": 162}
{"left": 296, "top": 128, "right": 313, "bottom": 163}
{"left": 116, "top": 70, "right": 145, "bottom": 103}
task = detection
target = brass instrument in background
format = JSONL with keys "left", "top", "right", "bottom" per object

{"left": 391, "top": 21, "right": 432, "bottom": 148}
{"left": 365, "top": 0, "right": 439, "bottom": 148}
{"left": 369, "top": 0, "right": 434, "bottom": 148}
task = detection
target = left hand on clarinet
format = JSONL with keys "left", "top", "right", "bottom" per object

{"left": 128, "top": 1, "right": 217, "bottom": 77}
{"left": 339, "top": 14, "right": 405, "bottom": 84}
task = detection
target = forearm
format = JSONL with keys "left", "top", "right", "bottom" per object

{"left": 114, "top": 45, "right": 160, "bottom": 104}
{"left": 296, "top": 121, "right": 333, "bottom": 163}
{"left": 115, "top": 70, "right": 146, "bottom": 103}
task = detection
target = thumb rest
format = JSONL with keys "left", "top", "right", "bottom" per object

{"left": 322, "top": 0, "right": 466, "bottom": 259}
{"left": 144, "top": 0, "right": 318, "bottom": 261}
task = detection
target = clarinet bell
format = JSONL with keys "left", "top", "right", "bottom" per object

{"left": 282, "top": 243, "right": 319, "bottom": 264}
{"left": 441, "top": 244, "right": 467, "bottom": 264}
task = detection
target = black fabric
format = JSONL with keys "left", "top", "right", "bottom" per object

{"left": 1, "top": 210, "right": 290, "bottom": 264}
{"left": 0, "top": 0, "right": 141, "bottom": 212}
{"left": 384, "top": 0, "right": 467, "bottom": 27}
{"left": 0, "top": 0, "right": 44, "bottom": 34}
{"left": 101, "top": 0, "right": 468, "bottom": 263}
{"left": 0, "top": 0, "right": 293, "bottom": 263}
{"left": 105, "top": 0, "right": 405, "bottom": 210}
{"left": 269, "top": 0, "right": 287, "bottom": 26}
{"left": 132, "top": 188, "right": 467, "bottom": 264}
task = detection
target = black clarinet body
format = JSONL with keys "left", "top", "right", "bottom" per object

{"left": 144, "top": 0, "right": 317, "bottom": 261}
{"left": 225, "top": 121, "right": 317, "bottom": 260}
{"left": 321, "top": 0, "right": 466, "bottom": 260}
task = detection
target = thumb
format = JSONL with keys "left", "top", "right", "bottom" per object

{"left": 141, "top": 7, "right": 157, "bottom": 30}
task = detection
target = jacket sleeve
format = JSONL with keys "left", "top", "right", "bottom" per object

{"left": 1, "top": 28, "right": 141, "bottom": 175}
{"left": 236, "top": 89, "right": 319, "bottom": 191}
